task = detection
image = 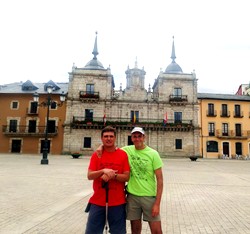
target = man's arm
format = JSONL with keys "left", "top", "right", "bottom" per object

{"left": 87, "top": 168, "right": 116, "bottom": 180}
{"left": 152, "top": 167, "right": 163, "bottom": 217}
{"left": 101, "top": 171, "right": 130, "bottom": 182}
{"left": 114, "top": 171, "right": 130, "bottom": 182}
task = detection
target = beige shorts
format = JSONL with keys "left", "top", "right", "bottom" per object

{"left": 126, "top": 193, "right": 161, "bottom": 222}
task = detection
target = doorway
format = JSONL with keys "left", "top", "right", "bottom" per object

{"left": 235, "top": 142, "right": 242, "bottom": 155}
{"left": 222, "top": 142, "right": 229, "bottom": 156}
{"left": 11, "top": 139, "right": 21, "bottom": 153}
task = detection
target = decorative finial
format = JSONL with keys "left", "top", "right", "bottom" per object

{"left": 135, "top": 57, "right": 138, "bottom": 68}
{"left": 148, "top": 84, "right": 151, "bottom": 92}
{"left": 171, "top": 36, "right": 176, "bottom": 61}
{"left": 92, "top": 32, "right": 99, "bottom": 59}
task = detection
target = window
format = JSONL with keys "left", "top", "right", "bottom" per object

{"left": 86, "top": 84, "right": 94, "bottom": 94}
{"left": 208, "top": 123, "right": 215, "bottom": 136}
{"left": 235, "top": 124, "right": 241, "bottom": 136}
{"left": 222, "top": 123, "right": 228, "bottom": 136}
{"left": 127, "top": 136, "right": 133, "bottom": 145}
{"left": 84, "top": 137, "right": 91, "bottom": 148}
{"left": 9, "top": 120, "right": 17, "bottom": 132}
{"left": 50, "top": 101, "right": 57, "bottom": 109}
{"left": 28, "top": 120, "right": 36, "bottom": 133}
{"left": 221, "top": 104, "right": 228, "bottom": 117}
{"left": 234, "top": 105, "right": 241, "bottom": 117}
{"left": 11, "top": 101, "right": 18, "bottom": 109}
{"left": 208, "top": 103, "right": 215, "bottom": 116}
{"left": 174, "top": 112, "right": 182, "bottom": 124}
{"left": 85, "top": 109, "right": 93, "bottom": 121}
{"left": 175, "top": 139, "right": 182, "bottom": 149}
{"left": 30, "top": 102, "right": 38, "bottom": 114}
{"left": 48, "top": 120, "right": 56, "bottom": 133}
{"left": 173, "top": 88, "right": 182, "bottom": 97}
{"left": 131, "top": 111, "right": 139, "bottom": 123}
{"left": 207, "top": 141, "right": 218, "bottom": 152}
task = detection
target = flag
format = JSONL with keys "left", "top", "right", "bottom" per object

{"left": 103, "top": 112, "right": 106, "bottom": 126}
{"left": 133, "top": 112, "right": 136, "bottom": 124}
{"left": 163, "top": 112, "right": 168, "bottom": 126}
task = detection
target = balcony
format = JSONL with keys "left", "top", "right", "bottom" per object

{"left": 220, "top": 110, "right": 230, "bottom": 117}
{"left": 216, "top": 129, "right": 250, "bottom": 139}
{"left": 169, "top": 95, "right": 188, "bottom": 105}
{"left": 79, "top": 91, "right": 99, "bottom": 102}
{"left": 71, "top": 116, "right": 194, "bottom": 132}
{"left": 233, "top": 111, "right": 243, "bottom": 118}
{"left": 2, "top": 125, "right": 58, "bottom": 137}
{"left": 207, "top": 110, "right": 217, "bottom": 117}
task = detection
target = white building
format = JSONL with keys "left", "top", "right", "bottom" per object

{"left": 63, "top": 34, "right": 200, "bottom": 157}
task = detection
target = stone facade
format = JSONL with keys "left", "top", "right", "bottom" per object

{"left": 63, "top": 35, "right": 200, "bottom": 158}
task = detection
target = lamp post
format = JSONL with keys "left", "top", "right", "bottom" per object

{"left": 33, "top": 86, "right": 66, "bottom": 165}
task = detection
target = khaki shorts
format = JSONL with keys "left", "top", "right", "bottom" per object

{"left": 126, "top": 193, "right": 161, "bottom": 222}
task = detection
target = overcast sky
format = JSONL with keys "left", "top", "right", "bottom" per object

{"left": 0, "top": 0, "right": 250, "bottom": 94}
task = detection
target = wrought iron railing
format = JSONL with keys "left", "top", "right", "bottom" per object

{"left": 2, "top": 125, "right": 58, "bottom": 137}
{"left": 216, "top": 129, "right": 250, "bottom": 138}
{"left": 169, "top": 95, "right": 188, "bottom": 102}
{"left": 71, "top": 116, "right": 193, "bottom": 131}
{"left": 79, "top": 91, "right": 100, "bottom": 99}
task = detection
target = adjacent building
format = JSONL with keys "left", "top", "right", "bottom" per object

{"left": 198, "top": 93, "right": 250, "bottom": 159}
{"left": 0, "top": 80, "right": 67, "bottom": 154}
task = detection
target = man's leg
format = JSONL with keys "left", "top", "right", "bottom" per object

{"left": 108, "top": 204, "right": 126, "bottom": 234}
{"left": 131, "top": 219, "right": 142, "bottom": 234}
{"left": 85, "top": 204, "right": 105, "bottom": 234}
{"left": 127, "top": 194, "right": 143, "bottom": 234}
{"left": 148, "top": 221, "right": 162, "bottom": 234}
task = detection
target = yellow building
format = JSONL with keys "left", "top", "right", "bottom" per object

{"left": 0, "top": 80, "right": 67, "bottom": 155}
{"left": 198, "top": 93, "right": 250, "bottom": 159}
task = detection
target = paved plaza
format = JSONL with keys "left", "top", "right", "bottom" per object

{"left": 0, "top": 154, "right": 250, "bottom": 234}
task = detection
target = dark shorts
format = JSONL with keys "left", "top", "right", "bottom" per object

{"left": 85, "top": 203, "right": 126, "bottom": 234}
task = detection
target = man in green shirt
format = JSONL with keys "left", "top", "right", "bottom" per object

{"left": 122, "top": 127, "right": 163, "bottom": 234}
{"left": 97, "top": 126, "right": 163, "bottom": 233}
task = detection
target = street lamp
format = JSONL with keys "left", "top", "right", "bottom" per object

{"left": 33, "top": 85, "right": 66, "bottom": 165}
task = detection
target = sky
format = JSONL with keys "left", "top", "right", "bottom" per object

{"left": 0, "top": 0, "right": 250, "bottom": 94}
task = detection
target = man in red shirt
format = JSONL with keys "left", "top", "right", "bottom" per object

{"left": 85, "top": 126, "right": 130, "bottom": 234}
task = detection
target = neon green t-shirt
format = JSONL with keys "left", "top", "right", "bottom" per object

{"left": 122, "top": 145, "right": 163, "bottom": 196}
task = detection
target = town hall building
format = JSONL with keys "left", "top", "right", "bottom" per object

{"left": 63, "top": 34, "right": 200, "bottom": 157}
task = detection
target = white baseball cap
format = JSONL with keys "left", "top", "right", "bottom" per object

{"left": 131, "top": 127, "right": 145, "bottom": 135}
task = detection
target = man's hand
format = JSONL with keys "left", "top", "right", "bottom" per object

{"left": 101, "top": 168, "right": 117, "bottom": 181}
{"left": 151, "top": 203, "right": 160, "bottom": 217}
{"left": 96, "top": 144, "right": 103, "bottom": 158}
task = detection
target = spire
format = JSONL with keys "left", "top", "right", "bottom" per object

{"left": 171, "top": 36, "right": 176, "bottom": 61}
{"left": 92, "top": 31, "right": 99, "bottom": 60}
{"left": 84, "top": 32, "right": 104, "bottom": 70}
{"left": 164, "top": 36, "right": 183, "bottom": 73}
{"left": 135, "top": 57, "right": 138, "bottom": 68}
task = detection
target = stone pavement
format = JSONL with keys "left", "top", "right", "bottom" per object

{"left": 0, "top": 154, "right": 250, "bottom": 234}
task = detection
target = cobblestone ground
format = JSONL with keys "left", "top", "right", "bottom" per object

{"left": 0, "top": 154, "right": 250, "bottom": 234}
